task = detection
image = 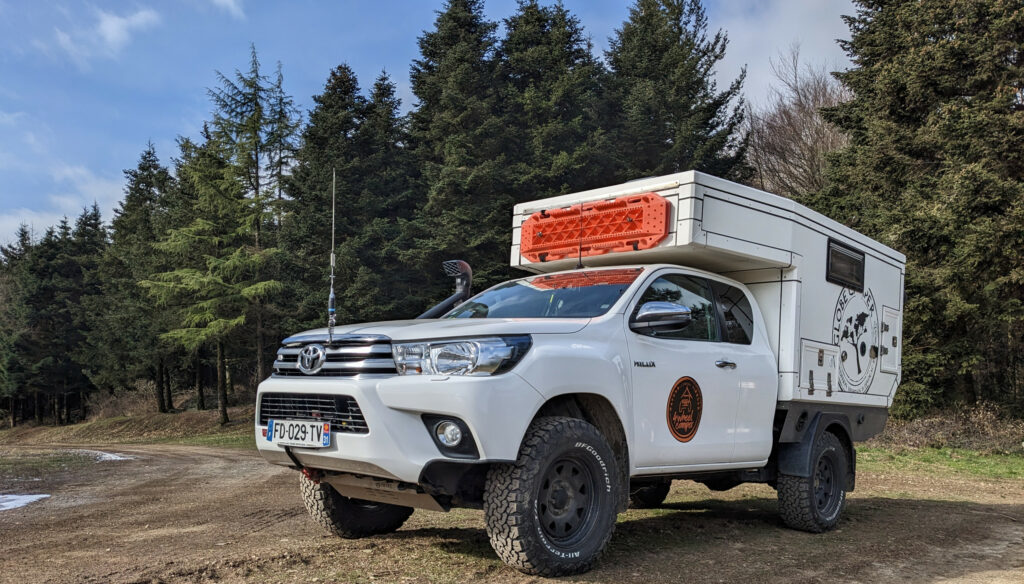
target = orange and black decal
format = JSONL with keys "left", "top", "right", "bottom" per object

{"left": 666, "top": 377, "right": 702, "bottom": 442}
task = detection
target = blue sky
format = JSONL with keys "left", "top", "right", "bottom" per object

{"left": 0, "top": 0, "right": 853, "bottom": 244}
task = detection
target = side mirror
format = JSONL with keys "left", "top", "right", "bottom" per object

{"left": 630, "top": 301, "right": 692, "bottom": 331}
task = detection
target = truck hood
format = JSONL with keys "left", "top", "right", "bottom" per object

{"left": 286, "top": 318, "right": 590, "bottom": 342}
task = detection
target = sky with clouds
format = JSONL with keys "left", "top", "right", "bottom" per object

{"left": 0, "top": 0, "right": 854, "bottom": 245}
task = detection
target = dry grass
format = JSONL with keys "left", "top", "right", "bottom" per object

{"left": 869, "top": 403, "right": 1024, "bottom": 455}
{"left": 86, "top": 383, "right": 157, "bottom": 419}
{"left": 0, "top": 405, "right": 255, "bottom": 448}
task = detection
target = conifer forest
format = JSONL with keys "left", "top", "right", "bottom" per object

{"left": 1, "top": 0, "right": 1022, "bottom": 426}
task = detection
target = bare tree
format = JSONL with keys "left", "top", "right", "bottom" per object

{"left": 745, "top": 46, "right": 851, "bottom": 200}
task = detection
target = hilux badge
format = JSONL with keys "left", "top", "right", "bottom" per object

{"left": 297, "top": 344, "right": 327, "bottom": 375}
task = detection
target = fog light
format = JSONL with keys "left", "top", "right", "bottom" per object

{"left": 435, "top": 421, "right": 463, "bottom": 447}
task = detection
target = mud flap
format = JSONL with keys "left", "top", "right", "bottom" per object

{"left": 776, "top": 412, "right": 856, "bottom": 491}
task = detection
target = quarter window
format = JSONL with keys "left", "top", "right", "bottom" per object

{"left": 633, "top": 274, "right": 719, "bottom": 341}
{"left": 710, "top": 281, "right": 754, "bottom": 345}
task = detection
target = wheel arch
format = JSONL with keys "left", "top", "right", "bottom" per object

{"left": 777, "top": 412, "right": 856, "bottom": 491}
{"left": 533, "top": 393, "right": 631, "bottom": 512}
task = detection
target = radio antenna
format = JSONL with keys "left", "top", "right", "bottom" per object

{"left": 575, "top": 200, "right": 584, "bottom": 270}
{"left": 327, "top": 168, "right": 337, "bottom": 342}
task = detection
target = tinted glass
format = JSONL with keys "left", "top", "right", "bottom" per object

{"left": 711, "top": 281, "right": 754, "bottom": 345}
{"left": 827, "top": 240, "right": 865, "bottom": 291}
{"left": 633, "top": 274, "right": 718, "bottom": 340}
{"left": 445, "top": 268, "right": 642, "bottom": 319}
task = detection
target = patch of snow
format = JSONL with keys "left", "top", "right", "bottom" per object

{"left": 76, "top": 449, "right": 134, "bottom": 462}
{"left": 0, "top": 494, "right": 50, "bottom": 511}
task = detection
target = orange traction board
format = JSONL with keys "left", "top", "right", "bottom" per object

{"left": 519, "top": 192, "right": 670, "bottom": 263}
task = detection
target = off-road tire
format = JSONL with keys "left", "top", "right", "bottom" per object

{"left": 777, "top": 431, "right": 848, "bottom": 533}
{"left": 629, "top": 481, "right": 670, "bottom": 508}
{"left": 484, "top": 416, "right": 620, "bottom": 576}
{"left": 299, "top": 473, "right": 413, "bottom": 538}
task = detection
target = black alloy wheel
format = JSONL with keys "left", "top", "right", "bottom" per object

{"left": 538, "top": 456, "right": 597, "bottom": 546}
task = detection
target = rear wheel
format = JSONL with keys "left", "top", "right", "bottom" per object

{"left": 629, "top": 481, "right": 670, "bottom": 508}
{"left": 299, "top": 473, "right": 413, "bottom": 538}
{"left": 484, "top": 417, "right": 620, "bottom": 576}
{"left": 777, "top": 431, "right": 848, "bottom": 533}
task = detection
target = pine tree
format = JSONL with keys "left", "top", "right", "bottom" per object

{"left": 143, "top": 131, "right": 283, "bottom": 425}
{"left": 208, "top": 45, "right": 297, "bottom": 382}
{"left": 497, "top": 0, "right": 616, "bottom": 200}
{"left": 820, "top": 0, "right": 1024, "bottom": 416}
{"left": 13, "top": 213, "right": 104, "bottom": 425}
{"left": 0, "top": 227, "right": 33, "bottom": 427}
{"left": 67, "top": 204, "right": 108, "bottom": 419}
{"left": 607, "top": 0, "right": 749, "bottom": 180}
{"left": 335, "top": 73, "right": 420, "bottom": 321}
{"left": 282, "top": 64, "right": 368, "bottom": 329}
{"left": 80, "top": 145, "right": 176, "bottom": 413}
{"left": 409, "top": 0, "right": 511, "bottom": 296}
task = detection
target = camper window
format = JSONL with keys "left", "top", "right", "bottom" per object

{"left": 826, "top": 239, "right": 865, "bottom": 291}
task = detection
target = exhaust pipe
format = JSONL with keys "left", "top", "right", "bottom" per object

{"left": 417, "top": 260, "right": 473, "bottom": 319}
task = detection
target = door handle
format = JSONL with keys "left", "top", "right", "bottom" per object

{"left": 715, "top": 360, "right": 737, "bottom": 369}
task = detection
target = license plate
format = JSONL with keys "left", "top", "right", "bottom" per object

{"left": 267, "top": 419, "right": 331, "bottom": 448}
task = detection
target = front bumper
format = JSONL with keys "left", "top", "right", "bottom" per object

{"left": 254, "top": 372, "right": 544, "bottom": 484}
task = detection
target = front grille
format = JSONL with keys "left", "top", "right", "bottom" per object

{"left": 259, "top": 393, "right": 369, "bottom": 434}
{"left": 273, "top": 334, "right": 396, "bottom": 377}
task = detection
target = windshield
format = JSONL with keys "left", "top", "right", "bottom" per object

{"left": 445, "top": 268, "right": 643, "bottom": 319}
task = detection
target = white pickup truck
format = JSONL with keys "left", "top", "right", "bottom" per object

{"left": 255, "top": 172, "right": 905, "bottom": 576}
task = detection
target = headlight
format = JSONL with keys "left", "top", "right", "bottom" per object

{"left": 393, "top": 336, "right": 531, "bottom": 376}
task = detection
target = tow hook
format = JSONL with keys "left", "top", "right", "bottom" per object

{"left": 283, "top": 445, "right": 322, "bottom": 482}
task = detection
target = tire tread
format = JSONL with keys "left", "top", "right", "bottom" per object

{"left": 484, "top": 416, "right": 618, "bottom": 576}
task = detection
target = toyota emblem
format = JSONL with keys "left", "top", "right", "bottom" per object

{"left": 297, "top": 343, "right": 327, "bottom": 375}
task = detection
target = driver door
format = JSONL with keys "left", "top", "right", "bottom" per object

{"left": 625, "top": 272, "right": 739, "bottom": 468}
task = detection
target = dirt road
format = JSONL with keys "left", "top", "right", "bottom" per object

{"left": 1, "top": 444, "right": 1022, "bottom": 584}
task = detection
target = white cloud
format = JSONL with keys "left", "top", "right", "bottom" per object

{"left": 0, "top": 164, "right": 123, "bottom": 245}
{"left": 22, "top": 131, "right": 46, "bottom": 155}
{"left": 710, "top": 0, "right": 855, "bottom": 108}
{"left": 0, "top": 110, "right": 25, "bottom": 125}
{"left": 209, "top": 0, "right": 244, "bottom": 19}
{"left": 46, "top": 8, "right": 161, "bottom": 69}
{"left": 96, "top": 9, "right": 160, "bottom": 52}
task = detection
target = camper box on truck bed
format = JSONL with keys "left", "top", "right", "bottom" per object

{"left": 255, "top": 170, "right": 907, "bottom": 577}
{"left": 512, "top": 171, "right": 906, "bottom": 417}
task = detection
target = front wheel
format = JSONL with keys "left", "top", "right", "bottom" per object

{"left": 484, "top": 417, "right": 620, "bottom": 576}
{"left": 299, "top": 473, "right": 413, "bottom": 538}
{"left": 777, "top": 431, "right": 848, "bottom": 533}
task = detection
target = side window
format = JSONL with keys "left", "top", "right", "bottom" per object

{"left": 633, "top": 274, "right": 719, "bottom": 341}
{"left": 826, "top": 239, "right": 865, "bottom": 292}
{"left": 710, "top": 281, "right": 754, "bottom": 345}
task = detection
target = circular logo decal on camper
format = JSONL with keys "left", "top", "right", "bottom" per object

{"left": 666, "top": 377, "right": 703, "bottom": 442}
{"left": 832, "top": 288, "right": 879, "bottom": 393}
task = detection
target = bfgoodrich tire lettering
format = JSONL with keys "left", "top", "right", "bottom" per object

{"left": 484, "top": 416, "right": 620, "bottom": 576}
{"left": 777, "top": 431, "right": 848, "bottom": 533}
{"left": 299, "top": 473, "right": 413, "bottom": 538}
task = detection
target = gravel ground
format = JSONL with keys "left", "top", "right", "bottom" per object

{"left": 1, "top": 444, "right": 1022, "bottom": 584}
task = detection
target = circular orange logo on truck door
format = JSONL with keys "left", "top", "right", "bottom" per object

{"left": 667, "top": 377, "right": 703, "bottom": 442}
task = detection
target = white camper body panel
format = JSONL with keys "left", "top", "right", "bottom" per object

{"left": 511, "top": 171, "right": 906, "bottom": 408}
